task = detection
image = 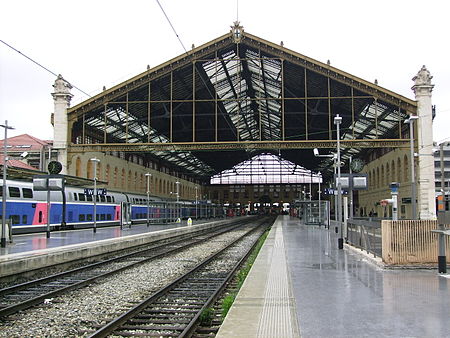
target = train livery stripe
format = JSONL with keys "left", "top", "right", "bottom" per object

{"left": 32, "top": 203, "right": 47, "bottom": 225}
{"left": 114, "top": 205, "right": 121, "bottom": 221}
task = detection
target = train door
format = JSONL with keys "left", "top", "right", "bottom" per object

{"left": 121, "top": 202, "right": 132, "bottom": 227}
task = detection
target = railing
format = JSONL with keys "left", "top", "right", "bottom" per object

{"left": 382, "top": 220, "right": 450, "bottom": 265}
{"left": 346, "top": 219, "right": 382, "bottom": 257}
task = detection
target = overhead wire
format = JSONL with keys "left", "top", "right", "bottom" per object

{"left": 0, "top": 39, "right": 91, "bottom": 97}
{"left": 155, "top": 0, "right": 188, "bottom": 54}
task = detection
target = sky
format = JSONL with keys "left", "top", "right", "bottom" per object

{"left": 1, "top": 0, "right": 449, "bottom": 143}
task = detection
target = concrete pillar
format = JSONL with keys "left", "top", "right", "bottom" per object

{"left": 51, "top": 74, "right": 73, "bottom": 175}
{"left": 412, "top": 66, "right": 436, "bottom": 219}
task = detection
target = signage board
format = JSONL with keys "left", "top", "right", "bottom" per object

{"left": 84, "top": 188, "right": 107, "bottom": 196}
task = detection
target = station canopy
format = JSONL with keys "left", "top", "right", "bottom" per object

{"left": 68, "top": 22, "right": 416, "bottom": 182}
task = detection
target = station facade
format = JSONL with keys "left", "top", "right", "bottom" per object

{"left": 48, "top": 23, "right": 436, "bottom": 220}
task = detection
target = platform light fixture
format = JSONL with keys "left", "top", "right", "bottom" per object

{"left": 334, "top": 114, "right": 343, "bottom": 249}
{"left": 90, "top": 157, "right": 100, "bottom": 233}
{"left": 145, "top": 173, "right": 152, "bottom": 227}
{"left": 404, "top": 115, "right": 419, "bottom": 219}
{"left": 1, "top": 120, "right": 14, "bottom": 248}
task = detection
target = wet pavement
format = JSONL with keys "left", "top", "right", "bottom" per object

{"left": 0, "top": 221, "right": 195, "bottom": 256}
{"left": 282, "top": 217, "right": 450, "bottom": 337}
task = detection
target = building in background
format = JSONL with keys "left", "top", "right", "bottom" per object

{"left": 0, "top": 134, "right": 53, "bottom": 172}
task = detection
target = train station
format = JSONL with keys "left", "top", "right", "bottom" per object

{"left": 1, "top": 22, "right": 449, "bottom": 337}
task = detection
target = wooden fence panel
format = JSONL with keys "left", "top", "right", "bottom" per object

{"left": 382, "top": 220, "right": 450, "bottom": 265}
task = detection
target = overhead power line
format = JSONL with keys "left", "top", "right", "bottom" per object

{"left": 0, "top": 39, "right": 91, "bottom": 97}
{"left": 155, "top": 0, "right": 188, "bottom": 54}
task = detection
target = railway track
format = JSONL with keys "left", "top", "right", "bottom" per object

{"left": 0, "top": 218, "right": 253, "bottom": 319}
{"left": 88, "top": 217, "right": 273, "bottom": 337}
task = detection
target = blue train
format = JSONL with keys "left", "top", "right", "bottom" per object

{"left": 0, "top": 179, "right": 224, "bottom": 233}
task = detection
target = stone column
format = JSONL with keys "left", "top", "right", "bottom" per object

{"left": 412, "top": 66, "right": 436, "bottom": 219}
{"left": 51, "top": 74, "right": 73, "bottom": 175}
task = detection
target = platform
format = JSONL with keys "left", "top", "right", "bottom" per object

{"left": 217, "top": 215, "right": 450, "bottom": 338}
{"left": 0, "top": 218, "right": 223, "bottom": 277}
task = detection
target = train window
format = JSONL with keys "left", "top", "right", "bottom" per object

{"left": 79, "top": 193, "right": 86, "bottom": 201}
{"left": 39, "top": 211, "right": 43, "bottom": 223}
{"left": 96, "top": 214, "right": 100, "bottom": 221}
{"left": 22, "top": 215, "right": 27, "bottom": 224}
{"left": 23, "top": 188, "right": 33, "bottom": 198}
{"left": 9, "top": 187, "right": 20, "bottom": 198}
{"left": 11, "top": 215, "right": 20, "bottom": 224}
{"left": 87, "top": 214, "right": 93, "bottom": 221}
{"left": 107, "top": 214, "right": 112, "bottom": 220}
{"left": 73, "top": 193, "right": 78, "bottom": 201}
{"left": 100, "top": 196, "right": 106, "bottom": 203}
{"left": 86, "top": 195, "right": 93, "bottom": 201}
{"left": 106, "top": 196, "right": 112, "bottom": 203}
{"left": 112, "top": 196, "right": 115, "bottom": 203}
{"left": 0, "top": 188, "right": 2, "bottom": 196}
{"left": 79, "top": 214, "right": 85, "bottom": 221}
{"left": 101, "top": 214, "right": 106, "bottom": 221}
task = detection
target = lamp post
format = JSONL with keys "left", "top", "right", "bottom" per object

{"left": 1, "top": 120, "right": 14, "bottom": 248}
{"left": 318, "top": 172, "right": 322, "bottom": 226}
{"left": 195, "top": 186, "right": 198, "bottom": 220}
{"left": 175, "top": 181, "right": 180, "bottom": 221}
{"left": 90, "top": 158, "right": 100, "bottom": 233}
{"left": 145, "top": 173, "right": 152, "bottom": 227}
{"left": 405, "top": 115, "right": 418, "bottom": 219}
{"left": 334, "top": 114, "right": 343, "bottom": 249}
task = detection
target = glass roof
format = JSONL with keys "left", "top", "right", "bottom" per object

{"left": 203, "top": 49, "right": 282, "bottom": 141}
{"left": 210, "top": 153, "right": 321, "bottom": 185}
{"left": 85, "top": 105, "right": 215, "bottom": 175}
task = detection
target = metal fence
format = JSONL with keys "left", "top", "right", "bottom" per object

{"left": 346, "top": 218, "right": 382, "bottom": 257}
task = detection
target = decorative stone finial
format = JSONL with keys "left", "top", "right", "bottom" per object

{"left": 51, "top": 74, "right": 73, "bottom": 104}
{"left": 412, "top": 65, "right": 434, "bottom": 95}
{"left": 413, "top": 65, "right": 433, "bottom": 87}
{"left": 374, "top": 79, "right": 378, "bottom": 85}
{"left": 280, "top": 41, "right": 284, "bottom": 47}
{"left": 327, "top": 60, "right": 330, "bottom": 66}
{"left": 231, "top": 21, "right": 244, "bottom": 43}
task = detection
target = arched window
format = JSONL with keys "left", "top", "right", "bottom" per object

{"left": 385, "top": 162, "right": 391, "bottom": 185}
{"left": 397, "top": 158, "right": 402, "bottom": 182}
{"left": 391, "top": 160, "right": 395, "bottom": 183}
{"left": 105, "top": 164, "right": 110, "bottom": 184}
{"left": 381, "top": 165, "right": 385, "bottom": 188}
{"left": 87, "top": 160, "right": 93, "bottom": 179}
{"left": 404, "top": 155, "right": 409, "bottom": 182}
{"left": 128, "top": 170, "right": 132, "bottom": 190}
{"left": 97, "top": 163, "right": 102, "bottom": 181}
{"left": 121, "top": 168, "right": 126, "bottom": 188}
{"left": 114, "top": 167, "right": 118, "bottom": 187}
{"left": 376, "top": 167, "right": 380, "bottom": 188}
{"left": 75, "top": 157, "right": 82, "bottom": 177}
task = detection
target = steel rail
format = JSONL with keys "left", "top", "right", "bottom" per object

{"left": 88, "top": 217, "right": 273, "bottom": 338}
{"left": 0, "top": 219, "right": 250, "bottom": 318}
